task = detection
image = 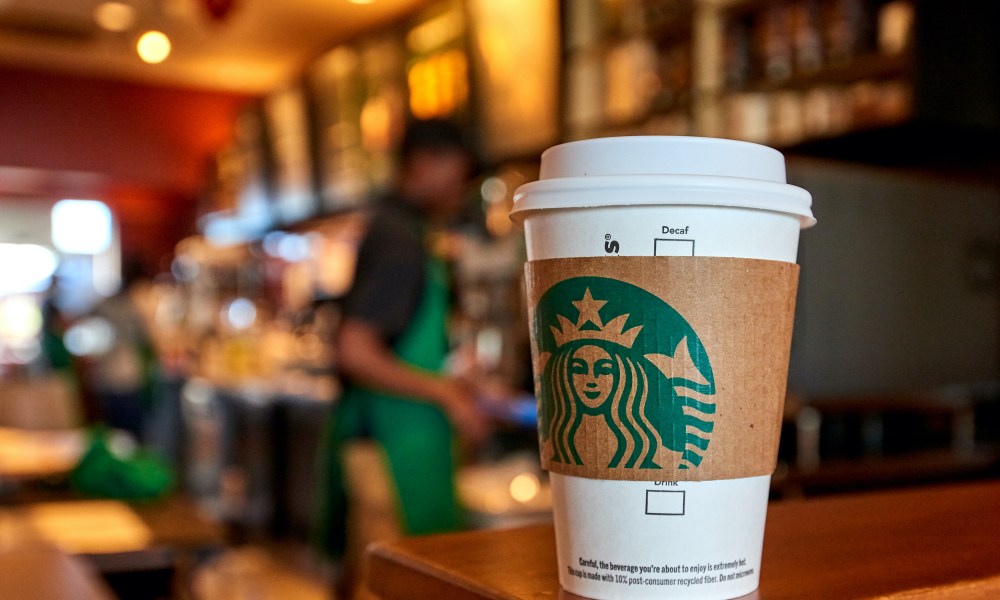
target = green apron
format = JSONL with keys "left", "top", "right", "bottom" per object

{"left": 316, "top": 255, "right": 460, "bottom": 556}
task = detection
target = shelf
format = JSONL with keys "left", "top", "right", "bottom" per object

{"left": 729, "top": 51, "right": 913, "bottom": 93}
{"left": 784, "top": 120, "right": 1000, "bottom": 171}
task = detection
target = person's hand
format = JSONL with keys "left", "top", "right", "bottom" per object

{"left": 468, "top": 376, "right": 523, "bottom": 405}
{"left": 459, "top": 375, "right": 535, "bottom": 424}
{"left": 435, "top": 379, "right": 491, "bottom": 447}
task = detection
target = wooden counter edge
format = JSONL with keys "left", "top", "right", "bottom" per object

{"left": 871, "top": 574, "right": 1000, "bottom": 600}
{"left": 363, "top": 527, "right": 555, "bottom": 600}
{"left": 0, "top": 545, "right": 116, "bottom": 600}
{"left": 363, "top": 481, "right": 1000, "bottom": 600}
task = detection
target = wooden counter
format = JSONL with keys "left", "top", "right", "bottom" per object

{"left": 0, "top": 495, "right": 225, "bottom": 554}
{"left": 1, "top": 495, "right": 225, "bottom": 599}
{"left": 0, "top": 546, "right": 114, "bottom": 600}
{"left": 365, "top": 480, "right": 1000, "bottom": 599}
{"left": 0, "top": 426, "right": 84, "bottom": 480}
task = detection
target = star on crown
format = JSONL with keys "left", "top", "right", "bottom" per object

{"left": 551, "top": 288, "right": 643, "bottom": 348}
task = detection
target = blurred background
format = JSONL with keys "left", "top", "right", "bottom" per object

{"left": 0, "top": 1, "right": 998, "bottom": 599}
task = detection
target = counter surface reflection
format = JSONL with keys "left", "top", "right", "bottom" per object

{"left": 365, "top": 479, "right": 1000, "bottom": 599}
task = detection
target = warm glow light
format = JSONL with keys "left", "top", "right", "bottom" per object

{"left": 408, "top": 49, "right": 468, "bottom": 119}
{"left": 406, "top": 10, "right": 463, "bottom": 53}
{"left": 348, "top": 0, "right": 375, "bottom": 4}
{"left": 360, "top": 94, "right": 393, "bottom": 152}
{"left": 483, "top": 491, "right": 510, "bottom": 514}
{"left": 0, "top": 296, "right": 43, "bottom": 343}
{"left": 94, "top": 2, "right": 136, "bottom": 32}
{"left": 509, "top": 473, "right": 540, "bottom": 503}
{"left": 137, "top": 31, "right": 171, "bottom": 64}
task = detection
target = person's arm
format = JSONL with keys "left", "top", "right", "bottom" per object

{"left": 336, "top": 318, "right": 489, "bottom": 445}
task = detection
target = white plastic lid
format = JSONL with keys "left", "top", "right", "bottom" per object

{"left": 513, "top": 136, "right": 815, "bottom": 227}
{"left": 539, "top": 136, "right": 787, "bottom": 182}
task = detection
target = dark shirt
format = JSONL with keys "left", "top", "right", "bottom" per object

{"left": 341, "top": 199, "right": 427, "bottom": 346}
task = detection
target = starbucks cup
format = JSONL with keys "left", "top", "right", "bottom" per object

{"left": 510, "top": 136, "right": 814, "bottom": 600}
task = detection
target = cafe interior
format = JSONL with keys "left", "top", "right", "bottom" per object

{"left": 1, "top": 1, "right": 998, "bottom": 599}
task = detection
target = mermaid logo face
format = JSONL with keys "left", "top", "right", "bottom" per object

{"left": 533, "top": 277, "right": 717, "bottom": 471}
{"left": 570, "top": 344, "right": 614, "bottom": 410}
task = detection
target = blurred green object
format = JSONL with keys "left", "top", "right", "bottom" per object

{"left": 70, "top": 427, "right": 173, "bottom": 500}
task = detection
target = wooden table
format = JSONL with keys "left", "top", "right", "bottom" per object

{"left": 0, "top": 426, "right": 84, "bottom": 481}
{"left": 365, "top": 480, "right": 1000, "bottom": 599}
{"left": 0, "top": 495, "right": 225, "bottom": 553}
{"left": 1, "top": 495, "right": 225, "bottom": 599}
{"left": 0, "top": 546, "right": 114, "bottom": 600}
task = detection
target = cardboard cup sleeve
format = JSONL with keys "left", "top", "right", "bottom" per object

{"left": 526, "top": 255, "right": 799, "bottom": 483}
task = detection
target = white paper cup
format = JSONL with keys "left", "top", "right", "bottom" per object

{"left": 512, "top": 136, "right": 814, "bottom": 600}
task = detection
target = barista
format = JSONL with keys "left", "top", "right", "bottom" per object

{"left": 317, "top": 119, "right": 490, "bottom": 595}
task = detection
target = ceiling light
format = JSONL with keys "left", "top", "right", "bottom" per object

{"left": 137, "top": 31, "right": 171, "bottom": 64}
{"left": 52, "top": 200, "right": 113, "bottom": 255}
{"left": 349, "top": 0, "right": 376, "bottom": 4}
{"left": 0, "top": 244, "right": 57, "bottom": 295}
{"left": 94, "top": 2, "right": 137, "bottom": 32}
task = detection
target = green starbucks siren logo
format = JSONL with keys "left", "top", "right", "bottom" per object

{"left": 534, "top": 277, "right": 716, "bottom": 470}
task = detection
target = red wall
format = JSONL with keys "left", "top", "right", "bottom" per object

{"left": 0, "top": 65, "right": 252, "bottom": 269}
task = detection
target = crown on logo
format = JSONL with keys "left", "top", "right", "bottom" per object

{"left": 551, "top": 288, "right": 643, "bottom": 349}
